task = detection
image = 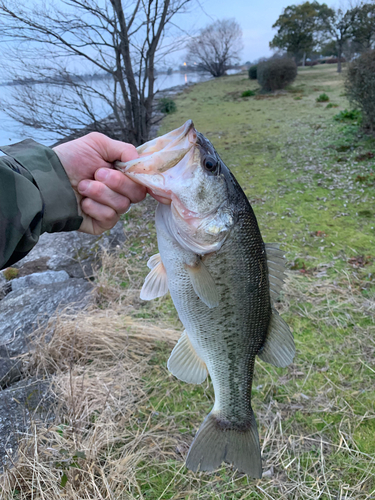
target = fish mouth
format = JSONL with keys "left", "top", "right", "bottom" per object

{"left": 115, "top": 120, "right": 198, "bottom": 203}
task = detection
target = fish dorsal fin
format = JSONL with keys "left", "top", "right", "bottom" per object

{"left": 140, "top": 258, "right": 169, "bottom": 300}
{"left": 147, "top": 253, "right": 161, "bottom": 269}
{"left": 265, "top": 243, "right": 286, "bottom": 302}
{"left": 258, "top": 308, "right": 295, "bottom": 367}
{"left": 185, "top": 260, "right": 219, "bottom": 309}
{"left": 167, "top": 331, "right": 208, "bottom": 384}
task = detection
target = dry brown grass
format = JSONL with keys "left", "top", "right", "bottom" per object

{"left": 0, "top": 301, "right": 180, "bottom": 499}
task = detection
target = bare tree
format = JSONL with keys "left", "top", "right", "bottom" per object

{"left": 0, "top": 0, "right": 191, "bottom": 145}
{"left": 187, "top": 19, "right": 243, "bottom": 77}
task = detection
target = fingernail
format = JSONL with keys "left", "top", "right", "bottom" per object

{"left": 96, "top": 168, "right": 109, "bottom": 181}
{"left": 78, "top": 180, "right": 91, "bottom": 193}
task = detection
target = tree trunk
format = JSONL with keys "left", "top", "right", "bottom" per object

{"left": 302, "top": 52, "right": 306, "bottom": 67}
{"left": 337, "top": 45, "right": 342, "bottom": 73}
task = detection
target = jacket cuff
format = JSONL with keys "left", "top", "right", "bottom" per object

{"left": 0, "top": 139, "right": 83, "bottom": 233}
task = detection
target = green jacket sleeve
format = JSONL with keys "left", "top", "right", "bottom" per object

{"left": 0, "top": 139, "right": 83, "bottom": 270}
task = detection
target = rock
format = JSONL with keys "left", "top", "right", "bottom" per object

{"left": 0, "top": 272, "right": 9, "bottom": 300}
{"left": 0, "top": 278, "right": 93, "bottom": 387}
{"left": 11, "top": 270, "right": 70, "bottom": 291}
{"left": 0, "top": 377, "right": 52, "bottom": 469}
{"left": 15, "top": 221, "right": 126, "bottom": 279}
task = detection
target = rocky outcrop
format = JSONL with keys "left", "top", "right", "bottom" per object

{"left": 0, "top": 377, "right": 52, "bottom": 468}
{"left": 0, "top": 277, "right": 93, "bottom": 387}
{"left": 15, "top": 221, "right": 126, "bottom": 279}
{"left": 0, "top": 221, "right": 127, "bottom": 468}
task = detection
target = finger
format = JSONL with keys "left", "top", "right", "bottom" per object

{"left": 80, "top": 197, "right": 120, "bottom": 230}
{"left": 86, "top": 133, "right": 139, "bottom": 163}
{"left": 94, "top": 168, "right": 147, "bottom": 203}
{"left": 78, "top": 180, "right": 131, "bottom": 214}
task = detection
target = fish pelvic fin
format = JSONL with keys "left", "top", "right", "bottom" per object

{"left": 140, "top": 255, "right": 169, "bottom": 301}
{"left": 167, "top": 331, "right": 208, "bottom": 384}
{"left": 258, "top": 308, "right": 295, "bottom": 368}
{"left": 186, "top": 411, "right": 262, "bottom": 478}
{"left": 265, "top": 243, "right": 286, "bottom": 303}
{"left": 185, "top": 260, "right": 219, "bottom": 309}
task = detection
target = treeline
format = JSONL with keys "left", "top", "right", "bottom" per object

{"left": 270, "top": 1, "right": 375, "bottom": 72}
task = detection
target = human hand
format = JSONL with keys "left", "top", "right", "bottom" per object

{"left": 53, "top": 133, "right": 147, "bottom": 235}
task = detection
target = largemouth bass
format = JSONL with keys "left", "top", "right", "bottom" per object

{"left": 115, "top": 120, "right": 294, "bottom": 478}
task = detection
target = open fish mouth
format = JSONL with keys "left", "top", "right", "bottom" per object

{"left": 115, "top": 120, "right": 198, "bottom": 204}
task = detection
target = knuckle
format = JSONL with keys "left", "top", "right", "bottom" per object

{"left": 89, "top": 182, "right": 104, "bottom": 198}
{"left": 86, "top": 131, "right": 104, "bottom": 142}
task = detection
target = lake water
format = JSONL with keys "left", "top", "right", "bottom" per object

{"left": 0, "top": 71, "right": 213, "bottom": 147}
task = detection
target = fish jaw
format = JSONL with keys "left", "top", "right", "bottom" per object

{"left": 115, "top": 120, "right": 197, "bottom": 202}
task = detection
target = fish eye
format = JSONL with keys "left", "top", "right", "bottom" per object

{"left": 203, "top": 155, "right": 218, "bottom": 174}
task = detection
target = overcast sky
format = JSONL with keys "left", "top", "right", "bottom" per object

{"left": 183, "top": 0, "right": 289, "bottom": 63}
{"left": 177, "top": 0, "right": 343, "bottom": 64}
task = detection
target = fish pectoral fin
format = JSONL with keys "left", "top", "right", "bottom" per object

{"left": 185, "top": 260, "right": 219, "bottom": 309}
{"left": 167, "top": 331, "right": 208, "bottom": 384}
{"left": 265, "top": 243, "right": 286, "bottom": 302}
{"left": 147, "top": 253, "right": 161, "bottom": 270}
{"left": 140, "top": 259, "right": 169, "bottom": 300}
{"left": 258, "top": 308, "right": 295, "bottom": 368}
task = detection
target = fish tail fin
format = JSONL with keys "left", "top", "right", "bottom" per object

{"left": 186, "top": 411, "right": 262, "bottom": 478}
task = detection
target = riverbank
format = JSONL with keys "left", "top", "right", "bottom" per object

{"left": 1, "top": 65, "right": 375, "bottom": 499}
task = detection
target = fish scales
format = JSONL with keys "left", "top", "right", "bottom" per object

{"left": 157, "top": 201, "right": 270, "bottom": 419}
{"left": 115, "top": 120, "right": 295, "bottom": 478}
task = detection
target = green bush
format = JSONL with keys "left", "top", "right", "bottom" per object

{"left": 316, "top": 93, "right": 329, "bottom": 102}
{"left": 326, "top": 103, "right": 338, "bottom": 109}
{"left": 345, "top": 50, "right": 375, "bottom": 131}
{"left": 241, "top": 89, "right": 255, "bottom": 97}
{"left": 158, "top": 97, "right": 176, "bottom": 114}
{"left": 334, "top": 109, "right": 362, "bottom": 122}
{"left": 248, "top": 65, "right": 257, "bottom": 80}
{"left": 257, "top": 58, "right": 297, "bottom": 92}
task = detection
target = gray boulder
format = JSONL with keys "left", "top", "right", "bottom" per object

{"left": 0, "top": 278, "right": 93, "bottom": 387}
{"left": 0, "top": 377, "right": 52, "bottom": 469}
{"left": 11, "top": 270, "right": 70, "bottom": 291}
{"left": 0, "top": 272, "right": 9, "bottom": 300}
{"left": 14, "top": 221, "right": 126, "bottom": 278}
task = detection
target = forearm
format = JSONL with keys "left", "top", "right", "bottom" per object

{"left": 0, "top": 140, "right": 82, "bottom": 269}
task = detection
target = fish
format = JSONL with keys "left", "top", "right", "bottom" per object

{"left": 115, "top": 120, "right": 295, "bottom": 478}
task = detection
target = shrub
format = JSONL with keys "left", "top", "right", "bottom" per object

{"left": 345, "top": 50, "right": 375, "bottom": 131}
{"left": 297, "top": 60, "right": 319, "bottom": 67}
{"left": 248, "top": 65, "right": 257, "bottom": 80}
{"left": 316, "top": 93, "right": 329, "bottom": 102}
{"left": 326, "top": 103, "right": 339, "bottom": 109}
{"left": 257, "top": 58, "right": 297, "bottom": 92}
{"left": 326, "top": 57, "right": 346, "bottom": 64}
{"left": 334, "top": 109, "right": 362, "bottom": 122}
{"left": 241, "top": 89, "right": 255, "bottom": 97}
{"left": 158, "top": 97, "right": 176, "bottom": 114}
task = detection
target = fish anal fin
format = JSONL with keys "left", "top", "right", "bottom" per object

{"left": 167, "top": 331, "right": 208, "bottom": 384}
{"left": 258, "top": 309, "right": 295, "bottom": 367}
{"left": 186, "top": 411, "right": 262, "bottom": 478}
{"left": 140, "top": 259, "right": 168, "bottom": 300}
{"left": 185, "top": 260, "right": 219, "bottom": 308}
